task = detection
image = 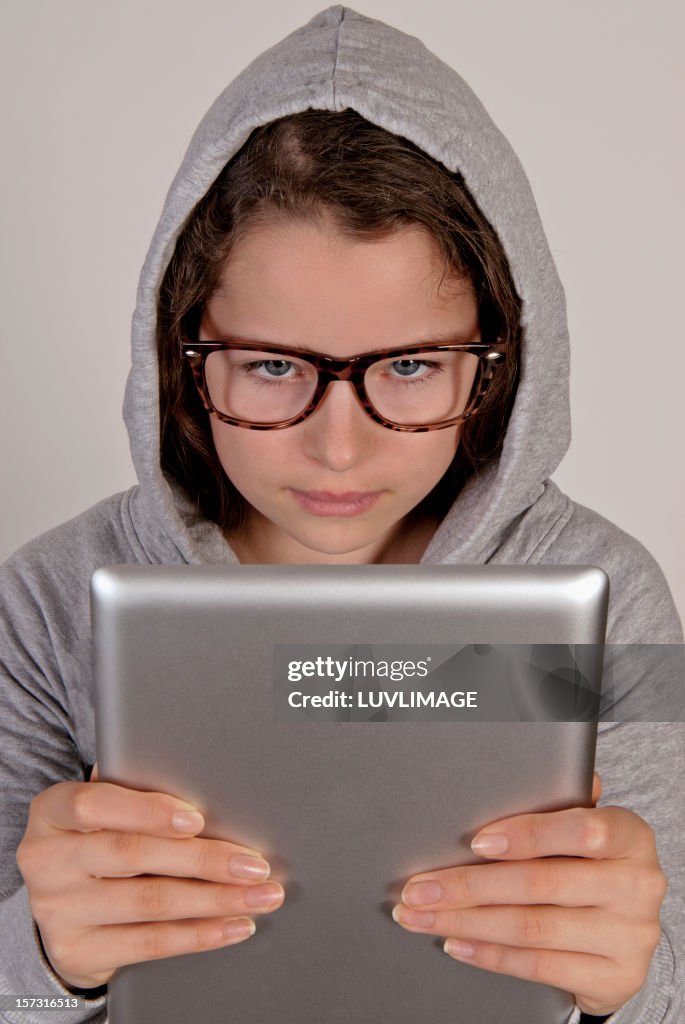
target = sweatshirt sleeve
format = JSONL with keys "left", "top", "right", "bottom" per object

{"left": 586, "top": 570, "right": 683, "bottom": 1022}
{"left": 591, "top": 543, "right": 684, "bottom": 1023}
{"left": 0, "top": 888, "right": 107, "bottom": 1024}
{"left": 586, "top": 721, "right": 683, "bottom": 1024}
{"left": 542, "top": 510, "right": 685, "bottom": 1024}
{"left": 0, "top": 555, "right": 107, "bottom": 1024}
{"left": 555, "top": 728, "right": 682, "bottom": 1024}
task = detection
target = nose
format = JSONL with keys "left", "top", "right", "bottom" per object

{"left": 301, "top": 381, "right": 376, "bottom": 470}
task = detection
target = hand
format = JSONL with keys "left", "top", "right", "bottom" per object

{"left": 16, "top": 762, "right": 284, "bottom": 991}
{"left": 391, "top": 774, "right": 667, "bottom": 1017}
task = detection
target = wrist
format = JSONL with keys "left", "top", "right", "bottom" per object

{"left": 35, "top": 921, "right": 107, "bottom": 1000}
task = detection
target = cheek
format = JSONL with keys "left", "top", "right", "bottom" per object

{"left": 409, "top": 427, "right": 462, "bottom": 477}
{"left": 209, "top": 421, "right": 291, "bottom": 488}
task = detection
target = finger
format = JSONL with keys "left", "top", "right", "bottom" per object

{"left": 77, "top": 876, "right": 285, "bottom": 926}
{"left": 591, "top": 772, "right": 602, "bottom": 806}
{"left": 470, "top": 806, "right": 656, "bottom": 861}
{"left": 442, "top": 938, "right": 622, "bottom": 1013}
{"left": 392, "top": 903, "right": 625, "bottom": 957}
{"left": 29, "top": 780, "right": 224, "bottom": 844}
{"left": 67, "top": 915, "right": 257, "bottom": 979}
{"left": 401, "top": 857, "right": 640, "bottom": 913}
{"left": 78, "top": 831, "right": 272, "bottom": 885}
{"left": 90, "top": 763, "right": 99, "bottom": 783}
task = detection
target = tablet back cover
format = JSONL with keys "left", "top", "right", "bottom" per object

{"left": 93, "top": 564, "right": 608, "bottom": 1024}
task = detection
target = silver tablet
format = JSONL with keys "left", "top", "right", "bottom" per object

{"left": 92, "top": 564, "right": 608, "bottom": 1024}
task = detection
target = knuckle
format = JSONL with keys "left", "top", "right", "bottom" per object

{"left": 70, "top": 785, "right": 98, "bottom": 828}
{"left": 109, "top": 829, "right": 147, "bottom": 866}
{"left": 140, "top": 925, "right": 172, "bottom": 961}
{"left": 25, "top": 795, "right": 42, "bottom": 830}
{"left": 527, "top": 861, "right": 560, "bottom": 904}
{"left": 616, "top": 863, "right": 642, "bottom": 908}
{"left": 632, "top": 812, "right": 657, "bottom": 850}
{"left": 193, "top": 921, "right": 210, "bottom": 950}
{"left": 43, "top": 933, "right": 70, "bottom": 970}
{"left": 31, "top": 893, "right": 60, "bottom": 932}
{"left": 621, "top": 862, "right": 667, "bottom": 915}
{"left": 462, "top": 869, "right": 479, "bottom": 900}
{"left": 620, "top": 857, "right": 641, "bottom": 885}
{"left": 643, "top": 865, "right": 668, "bottom": 907}
{"left": 137, "top": 879, "right": 168, "bottom": 920}
{"left": 523, "top": 817, "right": 545, "bottom": 855}
{"left": 530, "top": 950, "right": 555, "bottom": 985}
{"left": 27, "top": 789, "right": 43, "bottom": 816}
{"left": 580, "top": 811, "right": 612, "bottom": 853}
{"left": 15, "top": 836, "right": 36, "bottom": 876}
{"left": 654, "top": 868, "right": 668, "bottom": 903}
{"left": 216, "top": 884, "right": 238, "bottom": 914}
{"left": 451, "top": 869, "right": 478, "bottom": 905}
{"left": 488, "top": 943, "right": 507, "bottom": 974}
{"left": 196, "top": 920, "right": 220, "bottom": 950}
{"left": 520, "top": 909, "right": 550, "bottom": 946}
{"left": 137, "top": 797, "right": 166, "bottom": 834}
{"left": 196, "top": 841, "right": 221, "bottom": 880}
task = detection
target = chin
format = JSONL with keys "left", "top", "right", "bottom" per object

{"left": 287, "top": 523, "right": 387, "bottom": 558}
{"left": 293, "top": 531, "right": 375, "bottom": 555}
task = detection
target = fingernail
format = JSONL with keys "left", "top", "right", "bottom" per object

{"left": 222, "top": 918, "right": 256, "bottom": 940}
{"left": 402, "top": 880, "right": 443, "bottom": 907}
{"left": 228, "top": 854, "right": 271, "bottom": 881}
{"left": 471, "top": 832, "right": 509, "bottom": 856}
{"left": 244, "top": 883, "right": 284, "bottom": 908}
{"left": 172, "top": 810, "right": 205, "bottom": 833}
{"left": 392, "top": 904, "right": 435, "bottom": 928}
{"left": 444, "top": 938, "right": 476, "bottom": 959}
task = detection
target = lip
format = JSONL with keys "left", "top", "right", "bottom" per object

{"left": 290, "top": 489, "right": 383, "bottom": 517}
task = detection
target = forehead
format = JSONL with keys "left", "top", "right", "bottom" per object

{"left": 203, "top": 216, "right": 478, "bottom": 356}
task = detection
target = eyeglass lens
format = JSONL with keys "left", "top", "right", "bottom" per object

{"left": 203, "top": 348, "right": 480, "bottom": 426}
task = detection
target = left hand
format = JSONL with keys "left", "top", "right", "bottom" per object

{"left": 391, "top": 774, "right": 667, "bottom": 1017}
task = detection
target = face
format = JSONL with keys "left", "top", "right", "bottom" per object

{"left": 200, "top": 215, "right": 480, "bottom": 564}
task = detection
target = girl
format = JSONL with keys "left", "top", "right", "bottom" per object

{"left": 1, "top": 8, "right": 682, "bottom": 1024}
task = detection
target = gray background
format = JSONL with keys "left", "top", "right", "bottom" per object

{"left": 1, "top": 1, "right": 683, "bottom": 622}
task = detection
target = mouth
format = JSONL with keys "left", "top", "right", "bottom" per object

{"left": 289, "top": 489, "right": 384, "bottom": 517}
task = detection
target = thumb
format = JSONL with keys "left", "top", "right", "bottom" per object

{"left": 90, "top": 761, "right": 99, "bottom": 782}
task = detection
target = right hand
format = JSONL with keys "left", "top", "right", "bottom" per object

{"left": 16, "top": 765, "right": 284, "bottom": 991}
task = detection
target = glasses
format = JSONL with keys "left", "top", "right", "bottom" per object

{"left": 180, "top": 338, "right": 507, "bottom": 431}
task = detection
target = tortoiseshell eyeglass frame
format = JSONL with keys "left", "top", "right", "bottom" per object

{"left": 180, "top": 338, "right": 507, "bottom": 432}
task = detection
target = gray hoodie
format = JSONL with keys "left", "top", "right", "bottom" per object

{"left": 0, "top": 7, "right": 682, "bottom": 1024}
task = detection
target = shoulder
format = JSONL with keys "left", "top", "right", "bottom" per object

{"left": 3, "top": 489, "right": 140, "bottom": 571}
{"left": 0, "top": 489, "right": 142, "bottom": 635}
{"left": 540, "top": 498, "right": 683, "bottom": 644}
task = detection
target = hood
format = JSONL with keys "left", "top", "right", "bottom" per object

{"left": 123, "top": 5, "right": 571, "bottom": 566}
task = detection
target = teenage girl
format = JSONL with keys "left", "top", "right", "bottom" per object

{"left": 1, "top": 10, "right": 682, "bottom": 1024}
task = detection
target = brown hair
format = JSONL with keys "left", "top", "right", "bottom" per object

{"left": 157, "top": 108, "right": 521, "bottom": 534}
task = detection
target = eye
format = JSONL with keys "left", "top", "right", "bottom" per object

{"left": 383, "top": 358, "right": 445, "bottom": 384}
{"left": 246, "top": 359, "right": 296, "bottom": 378}
{"left": 389, "top": 359, "right": 430, "bottom": 378}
